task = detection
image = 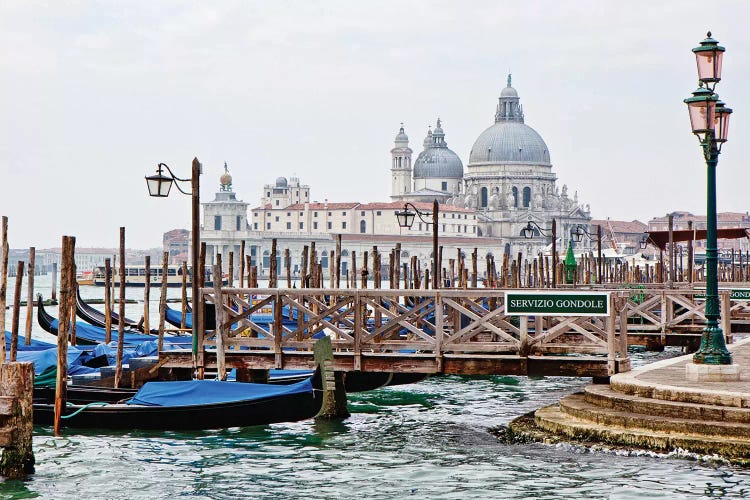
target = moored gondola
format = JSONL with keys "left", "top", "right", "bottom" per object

{"left": 33, "top": 368, "right": 324, "bottom": 430}
{"left": 75, "top": 288, "right": 140, "bottom": 330}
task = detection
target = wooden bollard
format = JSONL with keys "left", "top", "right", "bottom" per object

{"left": 143, "top": 256, "right": 151, "bottom": 334}
{"left": 104, "top": 258, "right": 112, "bottom": 343}
{"left": 10, "top": 261, "right": 24, "bottom": 362}
{"left": 180, "top": 260, "right": 188, "bottom": 330}
{"left": 50, "top": 262, "right": 57, "bottom": 302}
{"left": 24, "top": 248, "right": 35, "bottom": 346}
{"left": 158, "top": 251, "right": 169, "bottom": 352}
{"left": 0, "top": 362, "right": 35, "bottom": 477}
{"left": 114, "top": 227, "right": 125, "bottom": 389}
{"left": 54, "top": 235, "right": 74, "bottom": 436}
{"left": 313, "top": 336, "right": 349, "bottom": 420}
{"left": 0, "top": 216, "right": 7, "bottom": 363}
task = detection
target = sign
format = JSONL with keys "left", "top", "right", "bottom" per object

{"left": 505, "top": 291, "right": 610, "bottom": 316}
{"left": 694, "top": 289, "right": 750, "bottom": 301}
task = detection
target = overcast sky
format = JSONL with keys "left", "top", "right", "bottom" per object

{"left": 1, "top": 1, "right": 748, "bottom": 249}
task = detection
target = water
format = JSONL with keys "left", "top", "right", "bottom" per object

{"left": 2, "top": 278, "right": 750, "bottom": 498}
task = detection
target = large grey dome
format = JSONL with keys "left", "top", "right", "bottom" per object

{"left": 413, "top": 119, "right": 463, "bottom": 179}
{"left": 469, "top": 121, "right": 550, "bottom": 165}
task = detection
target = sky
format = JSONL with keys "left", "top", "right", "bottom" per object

{"left": 1, "top": 1, "right": 749, "bottom": 249}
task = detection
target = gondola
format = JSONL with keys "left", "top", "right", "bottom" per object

{"left": 75, "top": 288, "right": 140, "bottom": 330}
{"left": 38, "top": 295, "right": 190, "bottom": 348}
{"left": 33, "top": 367, "right": 324, "bottom": 430}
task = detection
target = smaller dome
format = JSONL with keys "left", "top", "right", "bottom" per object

{"left": 500, "top": 86, "right": 518, "bottom": 97}
{"left": 275, "top": 177, "right": 288, "bottom": 188}
{"left": 395, "top": 123, "right": 408, "bottom": 142}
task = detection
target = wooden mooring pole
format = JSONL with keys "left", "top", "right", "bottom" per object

{"left": 54, "top": 235, "right": 74, "bottom": 436}
{"left": 114, "top": 227, "right": 125, "bottom": 389}
{"left": 24, "top": 247, "right": 35, "bottom": 346}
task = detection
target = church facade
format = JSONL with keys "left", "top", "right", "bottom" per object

{"left": 390, "top": 75, "right": 592, "bottom": 255}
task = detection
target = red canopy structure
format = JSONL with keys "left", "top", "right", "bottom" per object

{"left": 644, "top": 228, "right": 750, "bottom": 251}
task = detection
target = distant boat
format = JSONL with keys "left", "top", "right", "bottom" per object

{"left": 91, "top": 264, "right": 227, "bottom": 288}
{"left": 76, "top": 270, "right": 95, "bottom": 286}
{"left": 33, "top": 368, "right": 324, "bottom": 430}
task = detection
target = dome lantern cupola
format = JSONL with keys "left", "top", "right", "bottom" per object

{"left": 413, "top": 118, "right": 463, "bottom": 179}
{"left": 495, "top": 74, "right": 524, "bottom": 123}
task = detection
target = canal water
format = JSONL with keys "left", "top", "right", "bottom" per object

{"left": 1, "top": 276, "right": 749, "bottom": 498}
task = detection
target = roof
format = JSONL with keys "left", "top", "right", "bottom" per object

{"left": 590, "top": 219, "right": 647, "bottom": 234}
{"left": 340, "top": 234, "right": 499, "bottom": 245}
{"left": 645, "top": 228, "right": 750, "bottom": 250}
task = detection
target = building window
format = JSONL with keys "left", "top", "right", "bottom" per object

{"left": 452, "top": 213, "right": 455, "bottom": 219}
{"left": 361, "top": 211, "right": 365, "bottom": 216}
{"left": 299, "top": 211, "right": 303, "bottom": 216}
{"left": 266, "top": 212, "right": 271, "bottom": 217}
{"left": 275, "top": 200, "right": 279, "bottom": 206}
{"left": 214, "top": 216, "right": 221, "bottom": 230}
{"left": 376, "top": 211, "right": 381, "bottom": 216}
{"left": 328, "top": 212, "right": 332, "bottom": 216}
{"left": 299, "top": 222, "right": 304, "bottom": 229}
{"left": 327, "top": 222, "right": 332, "bottom": 230}
{"left": 266, "top": 191, "right": 270, "bottom": 197}
{"left": 442, "top": 181, "right": 448, "bottom": 191}
{"left": 286, "top": 222, "right": 291, "bottom": 229}
{"left": 313, "top": 222, "right": 318, "bottom": 229}
{"left": 253, "top": 223, "right": 258, "bottom": 230}
{"left": 342, "top": 211, "right": 347, "bottom": 216}
{"left": 464, "top": 225, "right": 467, "bottom": 232}
{"left": 236, "top": 216, "right": 241, "bottom": 231}
{"left": 342, "top": 222, "right": 347, "bottom": 229}
{"left": 254, "top": 212, "right": 258, "bottom": 217}
{"left": 266, "top": 223, "right": 271, "bottom": 230}
{"left": 286, "top": 212, "right": 291, "bottom": 217}
{"left": 418, "top": 223, "right": 422, "bottom": 231}
{"left": 480, "top": 187, "right": 488, "bottom": 208}
{"left": 275, "top": 216, "right": 280, "bottom": 222}
{"left": 360, "top": 220, "right": 366, "bottom": 233}
{"left": 314, "top": 211, "right": 318, "bottom": 217}
{"left": 442, "top": 224, "right": 446, "bottom": 231}
{"left": 512, "top": 187, "right": 519, "bottom": 207}
{"left": 523, "top": 187, "right": 531, "bottom": 208}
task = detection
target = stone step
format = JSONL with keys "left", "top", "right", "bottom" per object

{"left": 584, "top": 384, "right": 750, "bottom": 424}
{"left": 610, "top": 375, "right": 750, "bottom": 408}
{"left": 534, "top": 403, "right": 750, "bottom": 463}
{"left": 559, "top": 393, "right": 750, "bottom": 439}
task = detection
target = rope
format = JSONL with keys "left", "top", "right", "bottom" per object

{"left": 61, "top": 401, "right": 109, "bottom": 419}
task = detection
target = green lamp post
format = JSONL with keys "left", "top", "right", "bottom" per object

{"left": 684, "top": 32, "right": 733, "bottom": 365}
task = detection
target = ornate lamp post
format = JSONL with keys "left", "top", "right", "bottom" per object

{"left": 684, "top": 32, "right": 733, "bottom": 365}
{"left": 396, "top": 200, "right": 439, "bottom": 289}
{"left": 523, "top": 219, "right": 557, "bottom": 287}
{"left": 146, "top": 158, "right": 202, "bottom": 360}
{"left": 572, "top": 224, "right": 603, "bottom": 284}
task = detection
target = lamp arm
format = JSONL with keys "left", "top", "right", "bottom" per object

{"left": 158, "top": 163, "right": 192, "bottom": 195}
{"left": 528, "top": 220, "right": 551, "bottom": 237}
{"left": 403, "top": 202, "right": 432, "bottom": 224}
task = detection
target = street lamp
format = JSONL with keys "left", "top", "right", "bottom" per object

{"left": 396, "top": 200, "right": 439, "bottom": 289}
{"left": 572, "top": 224, "right": 603, "bottom": 284}
{"left": 522, "top": 219, "right": 557, "bottom": 288}
{"left": 684, "top": 32, "right": 733, "bottom": 365}
{"left": 146, "top": 158, "right": 202, "bottom": 361}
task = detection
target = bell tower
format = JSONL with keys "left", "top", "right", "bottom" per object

{"left": 390, "top": 123, "right": 413, "bottom": 200}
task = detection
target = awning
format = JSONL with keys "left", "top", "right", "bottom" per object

{"left": 644, "top": 228, "right": 750, "bottom": 251}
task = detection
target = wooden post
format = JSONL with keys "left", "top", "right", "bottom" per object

{"left": 0, "top": 216, "right": 7, "bottom": 362}
{"left": 335, "top": 234, "right": 342, "bottom": 288}
{"left": 313, "top": 336, "right": 349, "bottom": 419}
{"left": 285, "top": 248, "right": 291, "bottom": 288}
{"left": 213, "top": 263, "right": 226, "bottom": 380}
{"left": 351, "top": 251, "right": 357, "bottom": 290}
{"left": 50, "top": 262, "right": 57, "bottom": 302}
{"left": 10, "top": 261, "right": 23, "bottom": 362}
{"left": 24, "top": 247, "right": 34, "bottom": 346}
{"left": 394, "top": 243, "right": 401, "bottom": 290}
{"left": 239, "top": 240, "right": 245, "bottom": 289}
{"left": 361, "top": 251, "right": 369, "bottom": 289}
{"left": 199, "top": 242, "right": 206, "bottom": 288}
{"left": 104, "top": 258, "right": 112, "bottom": 344}
{"left": 228, "top": 251, "right": 234, "bottom": 288}
{"left": 114, "top": 227, "right": 126, "bottom": 389}
{"left": 143, "top": 256, "right": 151, "bottom": 334}
{"left": 54, "top": 235, "right": 74, "bottom": 436}
{"left": 471, "top": 248, "right": 478, "bottom": 288}
{"left": 158, "top": 251, "right": 169, "bottom": 352}
{"left": 181, "top": 261, "right": 188, "bottom": 330}
{"left": 0, "top": 362, "right": 35, "bottom": 476}
{"left": 69, "top": 270, "right": 77, "bottom": 346}
{"left": 269, "top": 239, "right": 277, "bottom": 288}
{"left": 301, "top": 245, "right": 309, "bottom": 289}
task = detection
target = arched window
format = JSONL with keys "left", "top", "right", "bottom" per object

{"left": 512, "top": 187, "right": 519, "bottom": 207}
{"left": 480, "top": 187, "right": 488, "bottom": 208}
{"left": 321, "top": 251, "right": 329, "bottom": 269}
{"left": 360, "top": 220, "right": 366, "bottom": 233}
{"left": 523, "top": 187, "right": 531, "bottom": 208}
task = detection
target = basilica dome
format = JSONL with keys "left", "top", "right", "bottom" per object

{"left": 468, "top": 75, "right": 551, "bottom": 166}
{"left": 413, "top": 119, "right": 464, "bottom": 179}
{"left": 469, "top": 122, "right": 550, "bottom": 164}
